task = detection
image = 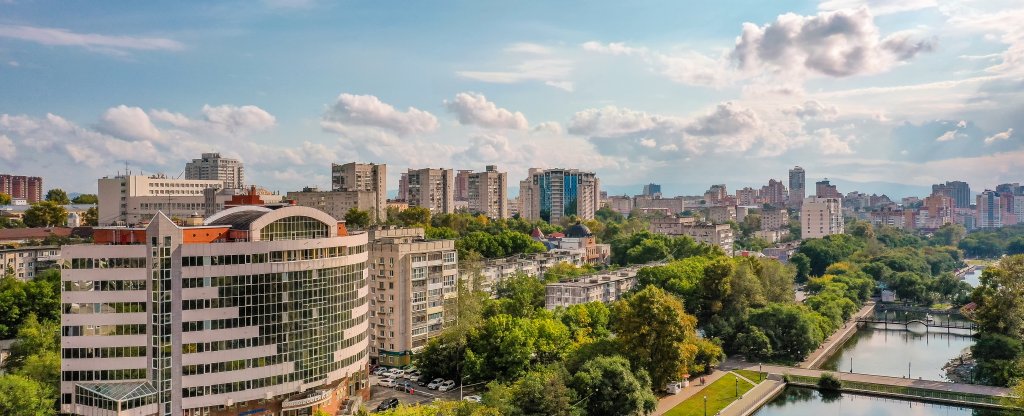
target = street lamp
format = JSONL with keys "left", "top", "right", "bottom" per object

{"left": 703, "top": 395, "right": 708, "bottom": 416}
{"left": 735, "top": 376, "right": 739, "bottom": 397}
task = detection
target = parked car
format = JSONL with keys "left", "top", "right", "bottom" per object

{"left": 417, "top": 378, "right": 430, "bottom": 387}
{"left": 378, "top": 378, "right": 396, "bottom": 388}
{"left": 463, "top": 395, "right": 482, "bottom": 403}
{"left": 390, "top": 369, "right": 406, "bottom": 378}
{"left": 438, "top": 380, "right": 456, "bottom": 392}
{"left": 376, "top": 398, "right": 399, "bottom": 411}
{"left": 373, "top": 367, "right": 388, "bottom": 376}
{"left": 409, "top": 373, "right": 421, "bottom": 382}
{"left": 427, "top": 378, "right": 445, "bottom": 389}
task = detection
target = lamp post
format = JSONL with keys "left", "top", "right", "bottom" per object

{"left": 908, "top": 361, "right": 911, "bottom": 379}
{"left": 735, "top": 376, "right": 739, "bottom": 397}
{"left": 703, "top": 395, "right": 708, "bottom": 416}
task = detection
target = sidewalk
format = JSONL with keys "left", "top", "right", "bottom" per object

{"left": 652, "top": 370, "right": 728, "bottom": 416}
{"left": 800, "top": 302, "right": 875, "bottom": 368}
{"left": 718, "top": 379, "right": 785, "bottom": 416}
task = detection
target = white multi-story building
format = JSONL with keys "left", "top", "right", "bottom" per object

{"left": 60, "top": 206, "right": 370, "bottom": 416}
{"left": 467, "top": 165, "right": 508, "bottom": 219}
{"left": 184, "top": 153, "right": 244, "bottom": 190}
{"left": 802, "top": 196, "right": 844, "bottom": 238}
{"left": 367, "top": 227, "right": 458, "bottom": 367}
{"left": 286, "top": 187, "right": 383, "bottom": 225}
{"left": 97, "top": 175, "right": 225, "bottom": 226}
{"left": 462, "top": 249, "right": 586, "bottom": 294}
{"left": 1, "top": 245, "right": 59, "bottom": 280}
{"left": 544, "top": 265, "right": 646, "bottom": 310}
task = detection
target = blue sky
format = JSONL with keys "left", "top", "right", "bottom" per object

{"left": 1, "top": 0, "right": 1022, "bottom": 197}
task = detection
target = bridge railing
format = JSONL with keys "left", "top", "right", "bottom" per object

{"left": 786, "top": 375, "right": 1011, "bottom": 408}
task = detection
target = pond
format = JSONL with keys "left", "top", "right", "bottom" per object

{"left": 752, "top": 386, "right": 1012, "bottom": 416}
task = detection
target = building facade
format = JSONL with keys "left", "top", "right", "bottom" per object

{"left": 707, "top": 206, "right": 737, "bottom": 224}
{"left": 519, "top": 168, "right": 601, "bottom": 223}
{"left": 788, "top": 166, "right": 805, "bottom": 208}
{"left": 1, "top": 245, "right": 60, "bottom": 280}
{"left": 60, "top": 206, "right": 370, "bottom": 416}
{"left": 406, "top": 168, "right": 454, "bottom": 215}
{"left": 467, "top": 165, "right": 508, "bottom": 219}
{"left": 463, "top": 250, "right": 585, "bottom": 294}
{"left": 642, "top": 183, "right": 662, "bottom": 197}
{"left": 286, "top": 187, "right": 382, "bottom": 225}
{"left": 802, "top": 196, "right": 844, "bottom": 238}
{"left": 367, "top": 227, "right": 458, "bottom": 367}
{"left": 0, "top": 174, "right": 43, "bottom": 203}
{"left": 933, "top": 181, "right": 972, "bottom": 208}
{"left": 454, "top": 170, "right": 473, "bottom": 202}
{"left": 331, "top": 163, "right": 387, "bottom": 222}
{"left": 815, "top": 180, "right": 841, "bottom": 199}
{"left": 976, "top": 190, "right": 1002, "bottom": 229}
{"left": 184, "top": 153, "right": 244, "bottom": 190}
{"left": 544, "top": 266, "right": 644, "bottom": 309}
{"left": 98, "top": 175, "right": 225, "bottom": 226}
{"left": 761, "top": 179, "right": 788, "bottom": 207}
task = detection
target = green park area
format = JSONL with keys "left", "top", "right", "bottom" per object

{"left": 665, "top": 372, "right": 760, "bottom": 416}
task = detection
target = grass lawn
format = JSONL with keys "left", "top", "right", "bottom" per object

{"left": 664, "top": 373, "right": 757, "bottom": 416}
{"left": 733, "top": 370, "right": 765, "bottom": 384}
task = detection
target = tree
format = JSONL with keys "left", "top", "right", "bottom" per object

{"left": 377, "top": 401, "right": 501, "bottom": 415}
{"left": 484, "top": 366, "right": 578, "bottom": 416}
{"left": 1007, "top": 237, "right": 1024, "bottom": 256}
{"left": 0, "top": 374, "right": 53, "bottom": 416}
{"left": 571, "top": 355, "right": 657, "bottom": 416}
{"left": 70, "top": 194, "right": 97, "bottom": 204}
{"left": 5, "top": 314, "right": 59, "bottom": 371}
{"left": 343, "top": 208, "right": 371, "bottom": 229}
{"left": 82, "top": 207, "right": 98, "bottom": 226}
{"left": 790, "top": 253, "right": 811, "bottom": 283}
{"left": 0, "top": 193, "right": 10, "bottom": 205}
{"left": 559, "top": 302, "right": 611, "bottom": 343}
{"left": 971, "top": 255, "right": 1024, "bottom": 339}
{"left": 489, "top": 273, "right": 545, "bottom": 318}
{"left": 396, "top": 206, "right": 431, "bottom": 227}
{"left": 932, "top": 223, "right": 967, "bottom": 246}
{"left": 611, "top": 285, "right": 699, "bottom": 389}
{"left": 44, "top": 189, "right": 69, "bottom": 205}
{"left": 22, "top": 201, "right": 66, "bottom": 228}
{"left": 734, "top": 327, "right": 772, "bottom": 361}
{"left": 746, "top": 303, "right": 827, "bottom": 362}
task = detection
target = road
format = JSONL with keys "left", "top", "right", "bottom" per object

{"left": 366, "top": 374, "right": 483, "bottom": 412}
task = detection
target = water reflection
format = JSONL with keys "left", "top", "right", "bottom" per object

{"left": 753, "top": 387, "right": 1011, "bottom": 416}
{"left": 821, "top": 321, "right": 975, "bottom": 381}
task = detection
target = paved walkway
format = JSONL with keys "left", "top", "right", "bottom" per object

{"left": 718, "top": 379, "right": 785, "bottom": 416}
{"left": 738, "top": 363, "right": 1012, "bottom": 397}
{"left": 800, "top": 302, "right": 876, "bottom": 368}
{"left": 652, "top": 370, "right": 728, "bottom": 416}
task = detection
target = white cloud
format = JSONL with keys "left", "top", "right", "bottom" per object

{"left": 817, "top": 128, "right": 855, "bottom": 154}
{"left": 532, "top": 121, "right": 562, "bottom": 135}
{"left": 655, "top": 51, "right": 731, "bottom": 87}
{"left": 784, "top": 100, "right": 839, "bottom": 120}
{"left": 505, "top": 43, "right": 552, "bottom": 55}
{"left": 732, "top": 8, "right": 934, "bottom": 77}
{"left": 568, "top": 106, "right": 673, "bottom": 137}
{"left": 984, "top": 128, "right": 1013, "bottom": 144}
{"left": 444, "top": 92, "right": 529, "bottom": 130}
{"left": 818, "top": 0, "right": 938, "bottom": 16}
{"left": 0, "top": 134, "right": 14, "bottom": 161}
{"left": 148, "top": 105, "right": 276, "bottom": 137}
{"left": 581, "top": 41, "right": 645, "bottom": 56}
{"left": 639, "top": 138, "right": 657, "bottom": 148}
{"left": 323, "top": 93, "right": 438, "bottom": 136}
{"left": 935, "top": 120, "right": 967, "bottom": 142}
{"left": 0, "top": 24, "right": 184, "bottom": 55}
{"left": 457, "top": 56, "right": 573, "bottom": 92}
{"left": 685, "top": 102, "right": 760, "bottom": 136}
{"left": 99, "top": 105, "right": 161, "bottom": 142}
{"left": 6, "top": 60, "right": 18, "bottom": 67}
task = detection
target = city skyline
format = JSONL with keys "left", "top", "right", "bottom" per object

{"left": 1, "top": 1, "right": 1023, "bottom": 196}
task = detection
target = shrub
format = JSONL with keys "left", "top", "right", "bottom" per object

{"left": 817, "top": 372, "right": 842, "bottom": 391}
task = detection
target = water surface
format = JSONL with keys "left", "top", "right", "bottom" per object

{"left": 753, "top": 387, "right": 1010, "bottom": 416}
{"left": 821, "top": 323, "right": 974, "bottom": 381}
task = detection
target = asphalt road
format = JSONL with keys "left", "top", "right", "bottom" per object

{"left": 367, "top": 374, "right": 482, "bottom": 412}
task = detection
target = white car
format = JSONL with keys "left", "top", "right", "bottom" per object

{"left": 378, "top": 378, "right": 396, "bottom": 388}
{"left": 373, "top": 367, "right": 388, "bottom": 376}
{"left": 427, "top": 378, "right": 445, "bottom": 389}
{"left": 390, "top": 369, "right": 406, "bottom": 378}
{"left": 438, "top": 380, "right": 456, "bottom": 392}
{"left": 409, "top": 374, "right": 421, "bottom": 382}
{"left": 463, "top": 395, "right": 482, "bottom": 403}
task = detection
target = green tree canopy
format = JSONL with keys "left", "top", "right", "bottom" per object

{"left": 22, "top": 201, "right": 66, "bottom": 228}
{"left": 611, "top": 285, "right": 700, "bottom": 388}
{"left": 571, "top": 355, "right": 657, "bottom": 416}
{"left": 0, "top": 193, "right": 10, "bottom": 205}
{"left": 343, "top": 208, "right": 371, "bottom": 229}
{"left": 44, "top": 189, "right": 69, "bottom": 205}
{"left": 70, "top": 194, "right": 97, "bottom": 204}
{"left": 0, "top": 374, "right": 53, "bottom": 416}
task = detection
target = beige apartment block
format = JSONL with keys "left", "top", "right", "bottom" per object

{"left": 287, "top": 188, "right": 382, "bottom": 224}
{"left": 406, "top": 168, "right": 455, "bottom": 214}
{"left": 332, "top": 162, "right": 387, "bottom": 221}
{"left": 184, "top": 153, "right": 244, "bottom": 189}
{"left": 467, "top": 165, "right": 508, "bottom": 219}
{"left": 367, "top": 227, "right": 458, "bottom": 367}
{"left": 98, "top": 175, "right": 225, "bottom": 226}
{"left": 802, "top": 196, "right": 844, "bottom": 238}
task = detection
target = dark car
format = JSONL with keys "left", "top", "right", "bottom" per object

{"left": 376, "top": 398, "right": 399, "bottom": 412}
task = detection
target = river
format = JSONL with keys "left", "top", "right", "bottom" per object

{"left": 752, "top": 386, "right": 1012, "bottom": 416}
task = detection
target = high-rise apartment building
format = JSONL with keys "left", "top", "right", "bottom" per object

{"left": 467, "top": 165, "right": 508, "bottom": 219}
{"left": 519, "top": 168, "right": 601, "bottom": 223}
{"left": 287, "top": 187, "right": 382, "bottom": 225}
{"left": 406, "top": 168, "right": 454, "bottom": 214}
{"left": 367, "top": 227, "right": 458, "bottom": 367}
{"left": 97, "top": 175, "right": 225, "bottom": 226}
{"left": 703, "top": 184, "right": 728, "bottom": 205}
{"left": 932, "top": 181, "right": 972, "bottom": 208}
{"left": 642, "top": 183, "right": 662, "bottom": 197}
{"left": 761, "top": 209, "right": 789, "bottom": 231}
{"left": 815, "top": 179, "right": 841, "bottom": 199}
{"left": 397, "top": 173, "right": 409, "bottom": 201}
{"left": 735, "top": 187, "right": 758, "bottom": 206}
{"left": 60, "top": 206, "right": 370, "bottom": 416}
{"left": 976, "top": 190, "right": 1002, "bottom": 228}
{"left": 920, "top": 192, "right": 955, "bottom": 230}
{"left": 331, "top": 163, "right": 387, "bottom": 221}
{"left": 761, "top": 179, "right": 788, "bottom": 207}
{"left": 0, "top": 174, "right": 44, "bottom": 203}
{"left": 454, "top": 170, "right": 474, "bottom": 202}
{"left": 801, "top": 196, "right": 844, "bottom": 238}
{"left": 184, "top": 153, "right": 244, "bottom": 190}
{"left": 788, "top": 166, "right": 805, "bottom": 208}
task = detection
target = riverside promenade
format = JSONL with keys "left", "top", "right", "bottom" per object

{"left": 800, "top": 302, "right": 875, "bottom": 368}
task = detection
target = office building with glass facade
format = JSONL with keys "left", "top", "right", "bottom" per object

{"left": 60, "top": 206, "right": 370, "bottom": 416}
{"left": 518, "top": 168, "right": 600, "bottom": 223}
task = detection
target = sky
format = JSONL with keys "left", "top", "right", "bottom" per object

{"left": 1, "top": 0, "right": 1022, "bottom": 198}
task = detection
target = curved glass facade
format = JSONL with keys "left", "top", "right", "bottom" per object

{"left": 259, "top": 216, "right": 330, "bottom": 241}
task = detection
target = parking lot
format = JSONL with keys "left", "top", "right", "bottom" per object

{"left": 366, "top": 374, "right": 484, "bottom": 412}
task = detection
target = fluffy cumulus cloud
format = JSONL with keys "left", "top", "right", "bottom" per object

{"left": 323, "top": 93, "right": 438, "bottom": 136}
{"left": 985, "top": 128, "right": 1013, "bottom": 144}
{"left": 935, "top": 120, "right": 967, "bottom": 142}
{"left": 0, "top": 134, "right": 15, "bottom": 161}
{"left": 732, "top": 8, "right": 934, "bottom": 77}
{"left": 98, "top": 105, "right": 162, "bottom": 142}
{"left": 784, "top": 100, "right": 839, "bottom": 120}
{"left": 816, "top": 128, "right": 855, "bottom": 154}
{"left": 444, "top": 92, "right": 529, "bottom": 130}
{"left": 684, "top": 102, "right": 760, "bottom": 136}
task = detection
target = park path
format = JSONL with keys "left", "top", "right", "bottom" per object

{"left": 652, "top": 370, "right": 727, "bottom": 416}
{"left": 799, "top": 302, "right": 876, "bottom": 368}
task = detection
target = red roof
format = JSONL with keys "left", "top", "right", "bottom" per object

{"left": 0, "top": 227, "right": 73, "bottom": 241}
{"left": 530, "top": 227, "right": 545, "bottom": 239}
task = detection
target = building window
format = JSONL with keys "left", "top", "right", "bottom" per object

{"left": 259, "top": 216, "right": 329, "bottom": 241}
